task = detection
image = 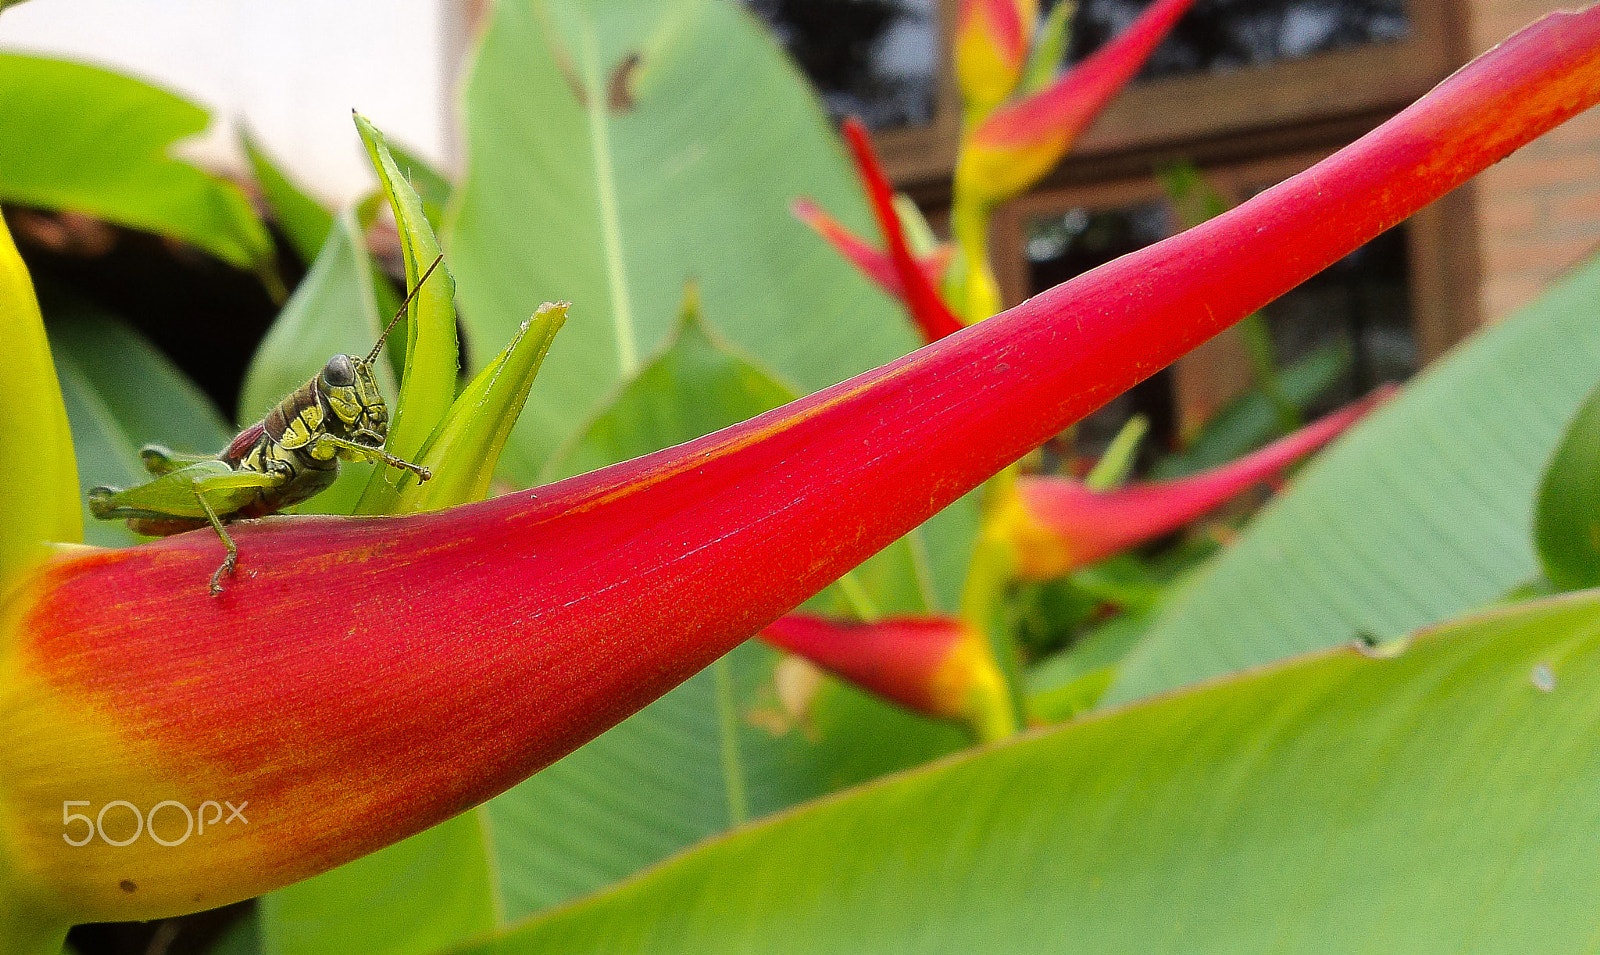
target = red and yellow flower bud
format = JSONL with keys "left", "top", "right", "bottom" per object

{"left": 761, "top": 615, "right": 1009, "bottom": 735}
{"left": 957, "top": 0, "right": 1196, "bottom": 206}
{"left": 992, "top": 388, "right": 1392, "bottom": 579}
{"left": 3, "top": 7, "right": 1598, "bottom": 926}
{"left": 956, "top": 0, "right": 1041, "bottom": 117}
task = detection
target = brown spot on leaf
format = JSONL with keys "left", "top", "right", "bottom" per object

{"left": 120, "top": 879, "right": 137, "bottom": 892}
{"left": 608, "top": 53, "right": 642, "bottom": 112}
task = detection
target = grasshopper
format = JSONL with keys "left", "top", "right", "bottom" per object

{"left": 89, "top": 256, "right": 444, "bottom": 596}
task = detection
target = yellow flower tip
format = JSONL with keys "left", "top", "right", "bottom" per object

{"left": 955, "top": 132, "right": 1069, "bottom": 209}
{"left": 941, "top": 627, "right": 1015, "bottom": 741}
{"left": 986, "top": 479, "right": 1076, "bottom": 581}
{"left": 956, "top": 0, "right": 1041, "bottom": 115}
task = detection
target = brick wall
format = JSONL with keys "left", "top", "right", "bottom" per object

{"left": 1467, "top": 0, "right": 1600, "bottom": 320}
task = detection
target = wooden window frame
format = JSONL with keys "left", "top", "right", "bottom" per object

{"left": 871, "top": 0, "right": 1473, "bottom": 431}
{"left": 876, "top": 0, "right": 1462, "bottom": 187}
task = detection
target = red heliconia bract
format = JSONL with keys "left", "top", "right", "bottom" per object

{"left": 841, "top": 118, "right": 967, "bottom": 342}
{"left": 791, "top": 198, "right": 953, "bottom": 304}
{"left": 4, "top": 5, "right": 1600, "bottom": 923}
{"left": 761, "top": 615, "right": 1002, "bottom": 724}
{"left": 996, "top": 387, "right": 1393, "bottom": 579}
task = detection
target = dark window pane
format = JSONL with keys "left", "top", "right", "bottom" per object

{"left": 1044, "top": 0, "right": 1409, "bottom": 79}
{"left": 745, "top": 0, "right": 940, "bottom": 130}
{"left": 1024, "top": 194, "right": 1415, "bottom": 465}
{"left": 1026, "top": 201, "right": 1177, "bottom": 469}
{"left": 1259, "top": 223, "right": 1415, "bottom": 416}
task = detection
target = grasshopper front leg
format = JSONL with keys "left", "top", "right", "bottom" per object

{"left": 314, "top": 434, "right": 432, "bottom": 482}
{"left": 90, "top": 461, "right": 288, "bottom": 595}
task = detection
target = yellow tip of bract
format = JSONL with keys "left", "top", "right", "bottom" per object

{"left": 956, "top": 131, "right": 1068, "bottom": 209}
{"left": 956, "top": 0, "right": 1040, "bottom": 117}
{"left": 0, "top": 552, "right": 270, "bottom": 922}
{"left": 986, "top": 479, "right": 1076, "bottom": 581}
{"left": 942, "top": 628, "right": 1016, "bottom": 741}
{"left": 0, "top": 207, "right": 82, "bottom": 594}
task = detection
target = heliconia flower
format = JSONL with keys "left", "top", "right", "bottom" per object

{"left": 760, "top": 614, "right": 1010, "bottom": 736}
{"left": 841, "top": 118, "right": 967, "bottom": 342}
{"left": 993, "top": 387, "right": 1394, "bottom": 580}
{"left": 957, "top": 0, "right": 1198, "bottom": 206}
{"left": 3, "top": 7, "right": 1598, "bottom": 931}
{"left": 955, "top": 0, "right": 1041, "bottom": 118}
{"left": 790, "top": 198, "right": 953, "bottom": 304}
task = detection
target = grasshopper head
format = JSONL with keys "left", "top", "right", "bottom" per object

{"left": 319, "top": 354, "right": 390, "bottom": 443}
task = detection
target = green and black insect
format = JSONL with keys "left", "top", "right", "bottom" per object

{"left": 89, "top": 256, "right": 444, "bottom": 595}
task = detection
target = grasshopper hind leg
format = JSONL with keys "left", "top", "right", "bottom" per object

{"left": 193, "top": 492, "right": 239, "bottom": 597}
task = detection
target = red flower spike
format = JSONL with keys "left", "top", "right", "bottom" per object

{"left": 791, "top": 198, "right": 953, "bottom": 303}
{"left": 5, "top": 9, "right": 1599, "bottom": 921}
{"left": 958, "top": 0, "right": 1198, "bottom": 205}
{"left": 760, "top": 615, "right": 1004, "bottom": 727}
{"left": 956, "top": 0, "right": 1041, "bottom": 115}
{"left": 997, "top": 387, "right": 1394, "bottom": 579}
{"left": 841, "top": 118, "right": 967, "bottom": 342}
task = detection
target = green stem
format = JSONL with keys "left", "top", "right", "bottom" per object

{"left": 957, "top": 467, "right": 1028, "bottom": 738}
{"left": 948, "top": 197, "right": 1003, "bottom": 324}
{"left": 581, "top": 23, "right": 637, "bottom": 375}
{"left": 1084, "top": 414, "right": 1149, "bottom": 491}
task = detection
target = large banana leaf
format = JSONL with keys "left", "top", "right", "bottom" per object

{"left": 455, "top": 590, "right": 1600, "bottom": 953}
{"left": 447, "top": 0, "right": 919, "bottom": 473}
{"left": 1105, "top": 254, "right": 1600, "bottom": 705}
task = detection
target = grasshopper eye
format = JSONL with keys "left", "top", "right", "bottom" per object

{"left": 322, "top": 354, "right": 356, "bottom": 388}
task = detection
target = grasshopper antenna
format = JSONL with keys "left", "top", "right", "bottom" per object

{"left": 365, "top": 253, "right": 446, "bottom": 365}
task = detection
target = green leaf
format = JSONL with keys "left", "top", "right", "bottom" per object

{"left": 0, "top": 210, "right": 80, "bottom": 585}
{"left": 243, "top": 131, "right": 335, "bottom": 267}
{"left": 478, "top": 639, "right": 965, "bottom": 922}
{"left": 547, "top": 299, "right": 793, "bottom": 478}
{"left": 1107, "top": 253, "right": 1600, "bottom": 706}
{"left": 353, "top": 113, "right": 459, "bottom": 488}
{"left": 454, "top": 590, "right": 1600, "bottom": 953}
{"left": 204, "top": 908, "right": 261, "bottom": 955}
{"left": 238, "top": 211, "right": 389, "bottom": 516}
{"left": 261, "top": 814, "right": 495, "bottom": 955}
{"left": 448, "top": 0, "right": 978, "bottom": 611}
{"left": 1535, "top": 377, "right": 1600, "bottom": 590}
{"left": 395, "top": 303, "right": 568, "bottom": 512}
{"left": 1022, "top": 0, "right": 1074, "bottom": 93}
{"left": 0, "top": 53, "right": 272, "bottom": 271}
{"left": 43, "top": 287, "right": 232, "bottom": 548}
{"left": 448, "top": 0, "right": 920, "bottom": 468}
{"left": 1026, "top": 603, "right": 1163, "bottom": 722}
